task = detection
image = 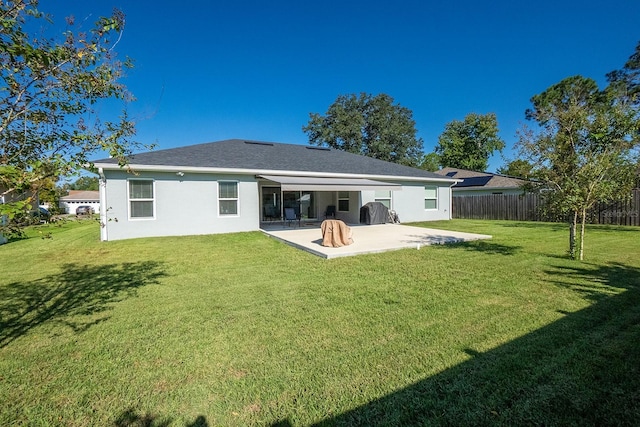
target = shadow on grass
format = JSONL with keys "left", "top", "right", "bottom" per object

{"left": 272, "top": 262, "right": 640, "bottom": 426}
{"left": 114, "top": 408, "right": 208, "bottom": 427}
{"left": 0, "top": 261, "right": 166, "bottom": 348}
{"left": 430, "top": 239, "right": 523, "bottom": 256}
{"left": 400, "top": 234, "right": 492, "bottom": 247}
{"left": 544, "top": 261, "right": 640, "bottom": 302}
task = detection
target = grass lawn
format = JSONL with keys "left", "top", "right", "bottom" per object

{"left": 1, "top": 219, "right": 639, "bottom": 426}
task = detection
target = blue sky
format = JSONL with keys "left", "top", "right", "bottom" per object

{"left": 48, "top": 1, "right": 640, "bottom": 171}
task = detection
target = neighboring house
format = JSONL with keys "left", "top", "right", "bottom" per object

{"left": 434, "top": 167, "right": 527, "bottom": 196}
{"left": 59, "top": 190, "right": 100, "bottom": 214}
{"left": 92, "top": 139, "right": 459, "bottom": 241}
{"left": 0, "top": 186, "right": 38, "bottom": 206}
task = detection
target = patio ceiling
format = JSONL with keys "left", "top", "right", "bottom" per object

{"left": 258, "top": 175, "right": 402, "bottom": 191}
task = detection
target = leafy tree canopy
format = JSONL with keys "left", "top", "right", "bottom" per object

{"left": 302, "top": 93, "right": 424, "bottom": 167}
{"left": 419, "top": 152, "right": 440, "bottom": 172}
{"left": 606, "top": 41, "right": 640, "bottom": 107}
{"left": 435, "top": 112, "right": 505, "bottom": 171}
{"left": 65, "top": 176, "right": 99, "bottom": 191}
{"left": 0, "top": 0, "right": 150, "bottom": 233}
{"left": 518, "top": 47, "right": 640, "bottom": 260}
{"left": 497, "top": 159, "right": 535, "bottom": 179}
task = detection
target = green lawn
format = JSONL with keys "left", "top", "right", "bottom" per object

{"left": 1, "top": 220, "right": 639, "bottom": 426}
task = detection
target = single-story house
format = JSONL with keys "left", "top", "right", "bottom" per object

{"left": 434, "top": 167, "right": 527, "bottom": 196}
{"left": 92, "top": 139, "right": 460, "bottom": 241}
{"left": 59, "top": 190, "right": 100, "bottom": 214}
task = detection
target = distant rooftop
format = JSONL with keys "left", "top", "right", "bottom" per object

{"left": 434, "top": 167, "right": 527, "bottom": 189}
{"left": 60, "top": 190, "right": 99, "bottom": 201}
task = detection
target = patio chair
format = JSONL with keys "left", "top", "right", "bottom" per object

{"left": 264, "top": 205, "right": 279, "bottom": 221}
{"left": 284, "top": 207, "right": 300, "bottom": 227}
{"left": 324, "top": 205, "right": 336, "bottom": 219}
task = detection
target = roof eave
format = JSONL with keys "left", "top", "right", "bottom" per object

{"left": 93, "top": 163, "right": 459, "bottom": 184}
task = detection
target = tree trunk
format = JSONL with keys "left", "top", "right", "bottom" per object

{"left": 569, "top": 211, "right": 577, "bottom": 259}
{"left": 579, "top": 207, "right": 587, "bottom": 261}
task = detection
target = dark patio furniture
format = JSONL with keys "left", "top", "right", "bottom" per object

{"left": 284, "top": 207, "right": 300, "bottom": 227}
{"left": 324, "top": 205, "right": 336, "bottom": 219}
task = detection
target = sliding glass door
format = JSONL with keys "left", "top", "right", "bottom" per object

{"left": 262, "top": 187, "right": 318, "bottom": 221}
{"left": 283, "top": 191, "right": 317, "bottom": 220}
{"left": 262, "top": 186, "right": 281, "bottom": 221}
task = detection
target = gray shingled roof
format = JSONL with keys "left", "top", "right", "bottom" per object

{"left": 94, "top": 139, "right": 448, "bottom": 180}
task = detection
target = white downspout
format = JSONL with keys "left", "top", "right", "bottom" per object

{"left": 448, "top": 182, "right": 457, "bottom": 220}
{"left": 98, "top": 168, "right": 108, "bottom": 241}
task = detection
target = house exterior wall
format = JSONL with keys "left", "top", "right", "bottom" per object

{"left": 101, "top": 170, "right": 259, "bottom": 241}
{"left": 319, "top": 191, "right": 353, "bottom": 224}
{"left": 101, "top": 171, "right": 453, "bottom": 241}
{"left": 361, "top": 181, "right": 452, "bottom": 223}
{"left": 312, "top": 191, "right": 361, "bottom": 224}
{"left": 316, "top": 192, "right": 335, "bottom": 219}
{"left": 0, "top": 187, "right": 37, "bottom": 205}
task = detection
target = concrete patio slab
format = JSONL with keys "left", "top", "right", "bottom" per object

{"left": 263, "top": 223, "right": 492, "bottom": 259}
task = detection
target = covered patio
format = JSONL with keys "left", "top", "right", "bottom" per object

{"left": 258, "top": 174, "right": 402, "bottom": 224}
{"left": 262, "top": 223, "right": 491, "bottom": 259}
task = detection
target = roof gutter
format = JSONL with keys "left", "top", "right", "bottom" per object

{"left": 93, "top": 163, "right": 460, "bottom": 184}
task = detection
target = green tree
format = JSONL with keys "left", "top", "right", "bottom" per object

{"left": 419, "top": 152, "right": 440, "bottom": 171}
{"left": 606, "top": 41, "right": 640, "bottom": 106}
{"left": 302, "top": 93, "right": 424, "bottom": 166}
{"left": 66, "top": 176, "right": 99, "bottom": 191}
{"left": 435, "top": 112, "right": 505, "bottom": 171}
{"left": 0, "top": 1, "right": 150, "bottom": 234}
{"left": 37, "top": 176, "right": 62, "bottom": 213}
{"left": 497, "top": 159, "right": 535, "bottom": 179}
{"left": 518, "top": 72, "right": 639, "bottom": 260}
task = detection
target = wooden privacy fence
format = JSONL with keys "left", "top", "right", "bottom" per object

{"left": 452, "top": 190, "right": 640, "bottom": 226}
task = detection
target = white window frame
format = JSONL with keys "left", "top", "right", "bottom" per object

{"left": 424, "top": 186, "right": 438, "bottom": 210}
{"left": 337, "top": 191, "right": 350, "bottom": 212}
{"left": 374, "top": 190, "right": 392, "bottom": 209}
{"left": 128, "top": 179, "right": 155, "bottom": 220}
{"left": 218, "top": 181, "right": 239, "bottom": 217}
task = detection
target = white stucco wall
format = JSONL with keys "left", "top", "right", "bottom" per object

{"left": 101, "top": 170, "right": 259, "bottom": 241}
{"left": 361, "top": 181, "right": 452, "bottom": 223}
{"left": 315, "top": 192, "right": 336, "bottom": 220}
{"left": 332, "top": 191, "right": 358, "bottom": 224}
{"left": 100, "top": 170, "right": 453, "bottom": 241}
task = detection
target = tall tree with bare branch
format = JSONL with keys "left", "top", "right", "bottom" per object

{"left": 0, "top": 0, "right": 151, "bottom": 235}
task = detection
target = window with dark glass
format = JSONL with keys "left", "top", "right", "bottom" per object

{"left": 338, "top": 191, "right": 350, "bottom": 211}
